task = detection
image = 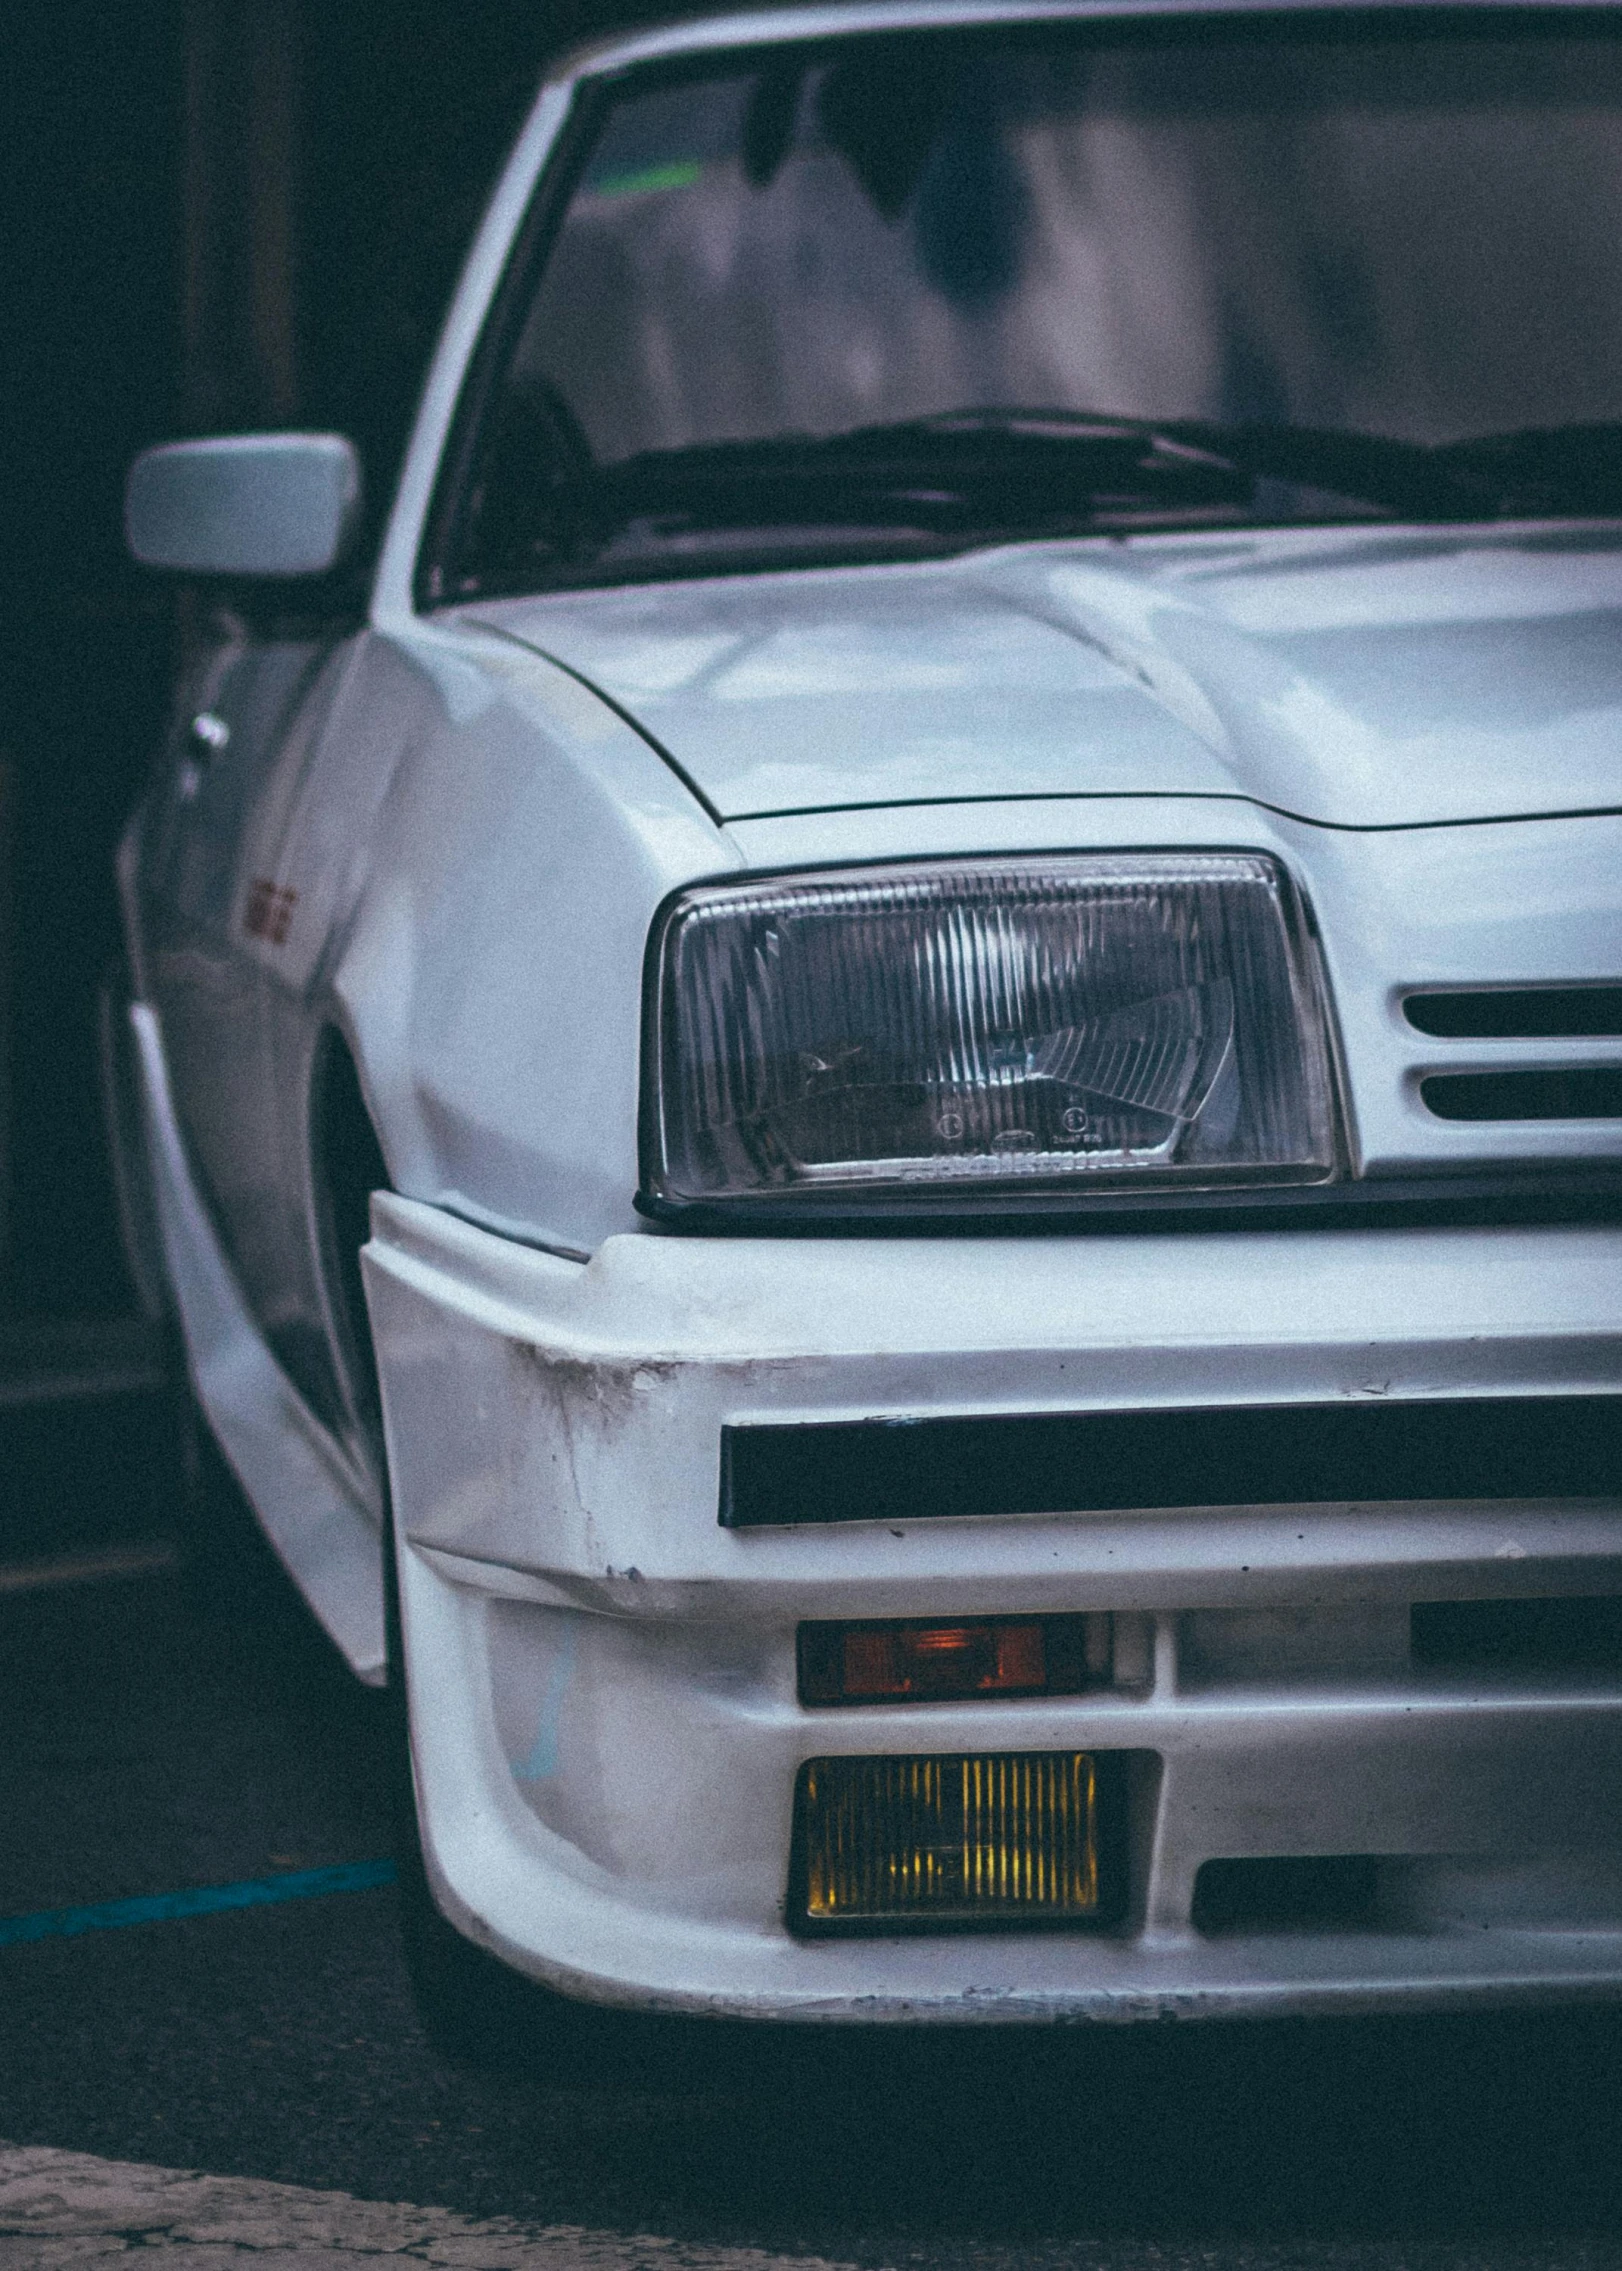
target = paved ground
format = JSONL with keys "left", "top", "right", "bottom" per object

{"left": 3, "top": 1405, "right": 1622, "bottom": 2269}
{"left": 0, "top": 2143, "right": 854, "bottom": 2267}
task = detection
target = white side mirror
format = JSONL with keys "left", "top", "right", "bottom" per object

{"left": 125, "top": 433, "right": 363, "bottom": 578}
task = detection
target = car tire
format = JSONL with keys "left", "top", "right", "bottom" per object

{"left": 381, "top": 1496, "right": 564, "bottom": 2068}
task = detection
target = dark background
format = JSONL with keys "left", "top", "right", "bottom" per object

{"left": 1, "top": 0, "right": 665, "bottom": 1332}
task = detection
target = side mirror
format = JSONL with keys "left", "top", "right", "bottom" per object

{"left": 125, "top": 432, "right": 363, "bottom": 579}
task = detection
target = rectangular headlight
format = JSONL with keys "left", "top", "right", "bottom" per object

{"left": 644, "top": 854, "right": 1338, "bottom": 1208}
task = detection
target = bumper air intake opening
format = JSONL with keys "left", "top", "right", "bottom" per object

{"left": 788, "top": 1749, "right": 1131, "bottom": 1936}
{"left": 1412, "top": 1595, "right": 1622, "bottom": 1672}
{"left": 1196, "top": 1852, "right": 1622, "bottom": 1935}
{"left": 1194, "top": 1855, "right": 1384, "bottom": 1935}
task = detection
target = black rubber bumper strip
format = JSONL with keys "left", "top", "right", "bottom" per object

{"left": 719, "top": 1395, "right": 1622, "bottom": 1528}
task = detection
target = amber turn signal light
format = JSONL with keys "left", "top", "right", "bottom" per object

{"left": 798, "top": 1614, "right": 1111, "bottom": 1705}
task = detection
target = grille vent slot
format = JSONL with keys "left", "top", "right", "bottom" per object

{"left": 1405, "top": 987, "right": 1622, "bottom": 1039}
{"left": 1421, "top": 1068, "right": 1622, "bottom": 1121}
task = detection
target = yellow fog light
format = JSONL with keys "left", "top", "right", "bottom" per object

{"left": 791, "top": 1751, "right": 1113, "bottom": 1933}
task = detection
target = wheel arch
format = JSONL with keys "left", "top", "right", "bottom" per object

{"left": 307, "top": 1018, "right": 392, "bottom": 1447}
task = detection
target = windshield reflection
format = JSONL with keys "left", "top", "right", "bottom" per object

{"left": 443, "top": 22, "right": 1622, "bottom": 593}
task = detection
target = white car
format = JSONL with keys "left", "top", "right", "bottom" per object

{"left": 114, "top": 0, "right": 1622, "bottom": 2055}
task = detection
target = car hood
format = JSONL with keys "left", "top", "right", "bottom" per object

{"left": 469, "top": 522, "right": 1622, "bottom": 829}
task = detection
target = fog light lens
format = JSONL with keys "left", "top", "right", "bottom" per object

{"left": 793, "top": 1751, "right": 1104, "bottom": 1929}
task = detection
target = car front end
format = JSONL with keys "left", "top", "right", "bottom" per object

{"left": 124, "top": 0, "right": 1622, "bottom": 2034}
{"left": 360, "top": 702, "right": 1622, "bottom": 2019}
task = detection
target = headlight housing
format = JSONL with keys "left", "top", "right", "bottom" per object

{"left": 642, "top": 854, "right": 1339, "bottom": 1212}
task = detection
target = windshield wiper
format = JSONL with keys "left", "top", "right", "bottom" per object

{"left": 1174, "top": 418, "right": 1622, "bottom": 521}
{"left": 1429, "top": 423, "right": 1622, "bottom": 517}
{"left": 466, "top": 409, "right": 1406, "bottom": 590}
{"left": 457, "top": 407, "right": 1556, "bottom": 597}
{"left": 927, "top": 412, "right": 1522, "bottom": 520}
{"left": 839, "top": 411, "right": 1622, "bottom": 523}
{"left": 565, "top": 414, "right": 1258, "bottom": 540}
{"left": 1182, "top": 421, "right": 1457, "bottom": 519}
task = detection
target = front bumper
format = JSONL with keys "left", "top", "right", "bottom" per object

{"left": 363, "top": 1197, "right": 1622, "bottom": 2023}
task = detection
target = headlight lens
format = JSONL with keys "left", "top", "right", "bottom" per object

{"left": 644, "top": 854, "right": 1338, "bottom": 1207}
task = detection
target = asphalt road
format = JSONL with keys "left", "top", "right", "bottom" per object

{"left": 3, "top": 1402, "right": 1622, "bottom": 2270}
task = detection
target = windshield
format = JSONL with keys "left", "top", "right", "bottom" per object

{"left": 435, "top": 16, "right": 1622, "bottom": 595}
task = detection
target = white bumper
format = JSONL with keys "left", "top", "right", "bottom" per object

{"left": 363, "top": 1195, "right": 1622, "bottom": 2023}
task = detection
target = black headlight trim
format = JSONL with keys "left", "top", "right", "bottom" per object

{"left": 635, "top": 1160, "right": 1622, "bottom": 1236}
